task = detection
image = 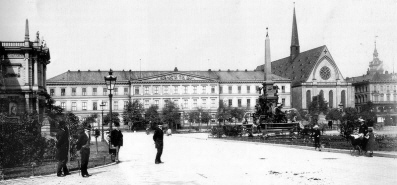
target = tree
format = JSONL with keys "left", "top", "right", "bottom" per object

{"left": 308, "top": 94, "right": 328, "bottom": 117}
{"left": 187, "top": 111, "right": 200, "bottom": 125}
{"left": 122, "top": 100, "right": 145, "bottom": 130}
{"left": 229, "top": 107, "right": 245, "bottom": 124}
{"left": 298, "top": 109, "right": 310, "bottom": 121}
{"left": 326, "top": 108, "right": 342, "bottom": 121}
{"left": 161, "top": 101, "right": 180, "bottom": 130}
{"left": 104, "top": 112, "right": 120, "bottom": 126}
{"left": 339, "top": 107, "right": 360, "bottom": 137}
{"left": 359, "top": 102, "right": 377, "bottom": 126}
{"left": 215, "top": 101, "right": 231, "bottom": 125}
{"left": 200, "top": 110, "right": 212, "bottom": 126}
{"left": 82, "top": 113, "right": 98, "bottom": 128}
{"left": 145, "top": 105, "right": 161, "bottom": 129}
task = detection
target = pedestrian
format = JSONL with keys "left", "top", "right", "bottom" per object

{"left": 366, "top": 127, "right": 376, "bottom": 157}
{"left": 153, "top": 123, "right": 164, "bottom": 164}
{"left": 312, "top": 125, "right": 321, "bottom": 151}
{"left": 328, "top": 120, "right": 333, "bottom": 130}
{"left": 358, "top": 118, "right": 369, "bottom": 152}
{"left": 76, "top": 125, "right": 91, "bottom": 177}
{"left": 55, "top": 121, "right": 70, "bottom": 177}
{"left": 111, "top": 122, "right": 123, "bottom": 163}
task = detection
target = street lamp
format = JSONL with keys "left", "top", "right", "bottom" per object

{"left": 100, "top": 102, "right": 105, "bottom": 141}
{"left": 104, "top": 69, "right": 117, "bottom": 152}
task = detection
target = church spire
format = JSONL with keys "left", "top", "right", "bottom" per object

{"left": 373, "top": 37, "right": 378, "bottom": 58}
{"left": 265, "top": 27, "right": 272, "bottom": 81}
{"left": 290, "top": 3, "right": 300, "bottom": 60}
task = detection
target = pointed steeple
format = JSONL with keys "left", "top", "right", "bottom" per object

{"left": 373, "top": 39, "right": 378, "bottom": 58}
{"left": 265, "top": 27, "right": 272, "bottom": 81}
{"left": 290, "top": 4, "right": 300, "bottom": 60}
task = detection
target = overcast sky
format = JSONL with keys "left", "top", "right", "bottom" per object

{"left": 1, "top": 0, "right": 396, "bottom": 79}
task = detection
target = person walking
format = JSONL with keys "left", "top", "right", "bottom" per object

{"left": 153, "top": 123, "right": 164, "bottom": 164}
{"left": 111, "top": 122, "right": 123, "bottom": 163}
{"left": 76, "top": 125, "right": 91, "bottom": 177}
{"left": 56, "top": 121, "right": 70, "bottom": 177}
{"left": 366, "top": 127, "right": 376, "bottom": 157}
{"left": 328, "top": 120, "right": 333, "bottom": 130}
{"left": 313, "top": 125, "right": 321, "bottom": 151}
{"left": 358, "top": 118, "right": 369, "bottom": 152}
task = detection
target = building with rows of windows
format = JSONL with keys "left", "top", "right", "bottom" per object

{"left": 46, "top": 69, "right": 291, "bottom": 126}
{"left": 347, "top": 42, "right": 397, "bottom": 124}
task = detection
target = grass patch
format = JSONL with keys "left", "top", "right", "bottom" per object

{"left": 2, "top": 140, "right": 114, "bottom": 180}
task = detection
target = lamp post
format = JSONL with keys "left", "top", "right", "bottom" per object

{"left": 100, "top": 102, "right": 105, "bottom": 141}
{"left": 104, "top": 69, "right": 117, "bottom": 152}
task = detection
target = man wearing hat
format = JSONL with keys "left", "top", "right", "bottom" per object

{"left": 76, "top": 125, "right": 92, "bottom": 177}
{"left": 153, "top": 123, "right": 164, "bottom": 164}
{"left": 56, "top": 121, "right": 71, "bottom": 177}
{"left": 358, "top": 118, "right": 369, "bottom": 152}
{"left": 312, "top": 125, "right": 321, "bottom": 151}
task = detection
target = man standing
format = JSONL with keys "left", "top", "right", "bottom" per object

{"left": 153, "top": 123, "right": 164, "bottom": 164}
{"left": 76, "top": 125, "right": 91, "bottom": 177}
{"left": 358, "top": 118, "right": 369, "bottom": 152}
{"left": 312, "top": 125, "right": 321, "bottom": 151}
{"left": 56, "top": 121, "right": 70, "bottom": 177}
{"left": 111, "top": 122, "right": 123, "bottom": 163}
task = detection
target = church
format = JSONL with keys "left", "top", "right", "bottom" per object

{"left": 255, "top": 7, "right": 354, "bottom": 110}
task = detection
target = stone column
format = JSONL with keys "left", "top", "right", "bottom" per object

{"left": 34, "top": 59, "right": 38, "bottom": 86}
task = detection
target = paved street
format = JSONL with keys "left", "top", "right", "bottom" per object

{"left": 3, "top": 132, "right": 397, "bottom": 185}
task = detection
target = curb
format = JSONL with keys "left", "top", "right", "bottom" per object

{"left": 181, "top": 135, "right": 397, "bottom": 159}
{"left": 0, "top": 162, "right": 118, "bottom": 183}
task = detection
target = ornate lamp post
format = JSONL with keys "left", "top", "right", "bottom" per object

{"left": 104, "top": 69, "right": 117, "bottom": 151}
{"left": 100, "top": 102, "right": 106, "bottom": 141}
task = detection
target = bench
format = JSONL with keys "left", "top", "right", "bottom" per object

{"left": 260, "top": 123, "right": 299, "bottom": 137}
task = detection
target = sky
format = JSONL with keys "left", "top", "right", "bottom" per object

{"left": 1, "top": 0, "right": 396, "bottom": 79}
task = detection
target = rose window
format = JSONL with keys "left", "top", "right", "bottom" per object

{"left": 320, "top": 66, "right": 331, "bottom": 80}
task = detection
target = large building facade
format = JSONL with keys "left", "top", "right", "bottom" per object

{"left": 0, "top": 20, "right": 50, "bottom": 121}
{"left": 347, "top": 43, "right": 397, "bottom": 124}
{"left": 255, "top": 7, "right": 354, "bottom": 110}
{"left": 47, "top": 70, "right": 291, "bottom": 125}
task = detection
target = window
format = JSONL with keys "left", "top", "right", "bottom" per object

{"left": 247, "top": 86, "right": 250, "bottom": 93}
{"left": 144, "top": 86, "right": 149, "bottom": 94}
{"left": 256, "top": 86, "right": 260, "bottom": 93}
{"left": 184, "top": 99, "right": 188, "bottom": 108}
{"left": 50, "top": 89, "right": 54, "bottom": 96}
{"left": 61, "top": 102, "right": 66, "bottom": 109}
{"left": 202, "top": 86, "right": 206, "bottom": 94}
{"left": 144, "top": 100, "right": 149, "bottom": 108}
{"left": 228, "top": 86, "right": 232, "bottom": 94}
{"left": 124, "top": 88, "right": 129, "bottom": 95}
{"left": 282, "top": 86, "right": 285, "bottom": 93}
{"left": 387, "top": 95, "right": 390, "bottom": 101}
{"left": 282, "top": 98, "right": 285, "bottom": 106}
{"left": 93, "top": 88, "right": 97, "bottom": 95}
{"left": 82, "top": 102, "right": 87, "bottom": 110}
{"left": 220, "top": 86, "right": 223, "bottom": 94}
{"left": 155, "top": 100, "right": 159, "bottom": 106}
{"left": 103, "top": 101, "right": 108, "bottom": 110}
{"left": 154, "top": 86, "right": 159, "bottom": 94}
{"left": 193, "top": 86, "right": 197, "bottom": 94}
{"left": 202, "top": 99, "right": 207, "bottom": 107}
{"left": 211, "top": 99, "right": 216, "bottom": 107}
{"left": 72, "top": 102, "right": 77, "bottom": 111}
{"left": 247, "top": 99, "right": 251, "bottom": 107}
{"left": 238, "top": 99, "right": 241, "bottom": 107}
{"left": 114, "top": 101, "right": 118, "bottom": 110}
{"left": 72, "top": 88, "right": 76, "bottom": 96}
{"left": 174, "top": 86, "right": 178, "bottom": 94}
{"left": 114, "top": 88, "right": 118, "bottom": 95}
{"left": 381, "top": 86, "right": 383, "bottom": 91}
{"left": 124, "top": 101, "right": 128, "bottom": 109}
{"left": 135, "top": 87, "right": 139, "bottom": 95}
{"left": 211, "top": 86, "right": 215, "bottom": 93}
{"left": 193, "top": 99, "right": 197, "bottom": 108}
{"left": 238, "top": 86, "right": 241, "bottom": 94}
{"left": 93, "top": 102, "right": 97, "bottom": 110}
{"left": 173, "top": 99, "right": 179, "bottom": 107}
{"left": 228, "top": 99, "right": 232, "bottom": 106}
{"left": 82, "top": 88, "right": 86, "bottom": 96}
{"left": 103, "top": 88, "right": 107, "bottom": 95}
{"left": 164, "top": 86, "right": 169, "bottom": 94}
{"left": 61, "top": 88, "right": 65, "bottom": 96}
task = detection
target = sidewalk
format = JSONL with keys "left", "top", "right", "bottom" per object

{"left": 176, "top": 133, "right": 397, "bottom": 158}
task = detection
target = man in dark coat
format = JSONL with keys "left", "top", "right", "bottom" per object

{"left": 153, "top": 123, "right": 164, "bottom": 164}
{"left": 312, "top": 125, "right": 321, "bottom": 151}
{"left": 76, "top": 125, "right": 91, "bottom": 177}
{"left": 56, "top": 121, "right": 70, "bottom": 177}
{"left": 358, "top": 118, "right": 369, "bottom": 152}
{"left": 110, "top": 122, "right": 123, "bottom": 163}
